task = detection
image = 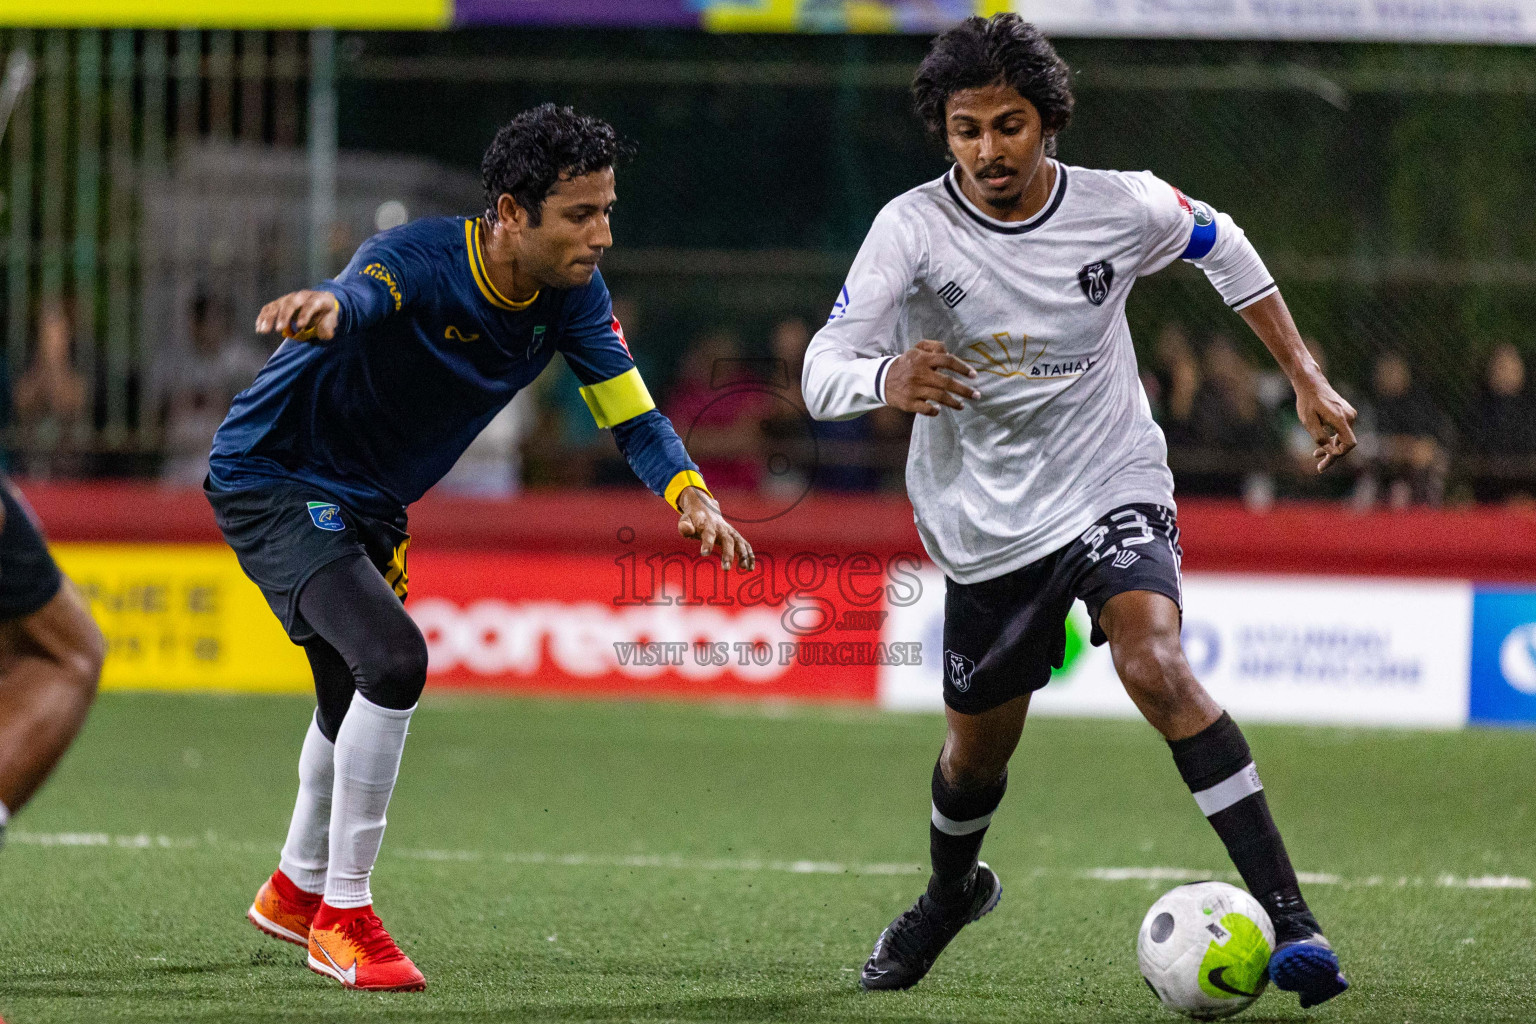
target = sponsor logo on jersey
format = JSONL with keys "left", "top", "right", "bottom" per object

{"left": 526, "top": 324, "right": 547, "bottom": 361}
{"left": 1192, "top": 201, "right": 1214, "bottom": 227}
{"left": 962, "top": 332, "right": 1096, "bottom": 381}
{"left": 1029, "top": 358, "right": 1095, "bottom": 378}
{"left": 306, "top": 502, "right": 345, "bottom": 532}
{"left": 1112, "top": 549, "right": 1142, "bottom": 569}
{"left": 360, "top": 262, "right": 402, "bottom": 311}
{"left": 946, "top": 649, "right": 976, "bottom": 693}
{"left": 1078, "top": 260, "right": 1114, "bottom": 305}
{"left": 828, "top": 285, "right": 850, "bottom": 322}
{"left": 611, "top": 316, "right": 632, "bottom": 358}
{"left": 936, "top": 280, "right": 967, "bottom": 308}
{"left": 444, "top": 325, "right": 480, "bottom": 343}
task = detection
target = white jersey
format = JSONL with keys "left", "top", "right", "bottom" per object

{"left": 803, "top": 161, "right": 1276, "bottom": 584}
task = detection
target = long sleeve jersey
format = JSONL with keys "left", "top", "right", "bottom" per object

{"left": 803, "top": 163, "right": 1275, "bottom": 583}
{"left": 211, "top": 216, "right": 707, "bottom": 515}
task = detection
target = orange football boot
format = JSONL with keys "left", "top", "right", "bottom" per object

{"left": 307, "top": 902, "right": 426, "bottom": 991}
{"left": 247, "top": 869, "right": 323, "bottom": 947}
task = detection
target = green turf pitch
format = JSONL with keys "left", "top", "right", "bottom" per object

{"left": 2, "top": 693, "right": 1534, "bottom": 1023}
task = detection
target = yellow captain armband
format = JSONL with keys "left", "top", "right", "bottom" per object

{"left": 665, "top": 471, "right": 711, "bottom": 511}
{"left": 578, "top": 367, "right": 656, "bottom": 429}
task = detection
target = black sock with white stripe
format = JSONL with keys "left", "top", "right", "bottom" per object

{"left": 926, "top": 761, "right": 1007, "bottom": 907}
{"left": 1168, "top": 712, "right": 1319, "bottom": 942}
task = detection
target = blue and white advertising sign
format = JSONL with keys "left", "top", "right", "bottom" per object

{"left": 1469, "top": 588, "right": 1536, "bottom": 725}
{"left": 881, "top": 571, "right": 1475, "bottom": 728}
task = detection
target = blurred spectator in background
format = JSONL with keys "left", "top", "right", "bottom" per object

{"left": 764, "top": 316, "right": 892, "bottom": 492}
{"left": 1466, "top": 343, "right": 1536, "bottom": 504}
{"left": 663, "top": 328, "right": 766, "bottom": 491}
{"left": 1353, "top": 351, "right": 1449, "bottom": 509}
{"left": 13, "top": 299, "right": 87, "bottom": 478}
{"left": 524, "top": 296, "right": 641, "bottom": 489}
{"left": 437, "top": 391, "right": 535, "bottom": 497}
{"left": 1148, "top": 323, "right": 1201, "bottom": 450}
{"left": 1278, "top": 337, "right": 1356, "bottom": 500}
{"left": 152, "top": 293, "right": 268, "bottom": 486}
{"left": 761, "top": 317, "right": 819, "bottom": 496}
{"left": 1175, "top": 335, "right": 1280, "bottom": 505}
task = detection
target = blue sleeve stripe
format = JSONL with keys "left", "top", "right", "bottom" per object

{"left": 1181, "top": 218, "right": 1217, "bottom": 260}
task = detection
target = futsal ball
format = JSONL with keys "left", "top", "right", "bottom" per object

{"left": 1136, "top": 881, "right": 1274, "bottom": 1020}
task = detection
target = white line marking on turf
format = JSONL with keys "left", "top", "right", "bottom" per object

{"left": 1441, "top": 874, "right": 1532, "bottom": 889}
{"left": 398, "top": 848, "right": 924, "bottom": 876}
{"left": 10, "top": 832, "right": 1530, "bottom": 891}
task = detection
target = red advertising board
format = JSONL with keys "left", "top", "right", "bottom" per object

{"left": 407, "top": 549, "right": 925, "bottom": 703}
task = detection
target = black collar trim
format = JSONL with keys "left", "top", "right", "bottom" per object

{"left": 943, "top": 163, "right": 1067, "bottom": 235}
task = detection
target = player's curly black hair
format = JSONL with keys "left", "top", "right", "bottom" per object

{"left": 481, "top": 103, "right": 636, "bottom": 226}
{"left": 911, "top": 14, "right": 1074, "bottom": 157}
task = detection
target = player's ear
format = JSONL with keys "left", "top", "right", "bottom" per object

{"left": 495, "top": 193, "right": 526, "bottom": 233}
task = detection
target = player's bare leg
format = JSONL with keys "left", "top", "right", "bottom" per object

{"left": 1100, "top": 590, "right": 1348, "bottom": 1008}
{"left": 860, "top": 696, "right": 1021, "bottom": 990}
{"left": 0, "top": 582, "right": 105, "bottom": 838}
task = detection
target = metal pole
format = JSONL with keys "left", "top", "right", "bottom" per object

{"left": 72, "top": 28, "right": 102, "bottom": 428}
{"left": 104, "top": 29, "right": 134, "bottom": 441}
{"left": 38, "top": 30, "right": 67, "bottom": 302}
{"left": 307, "top": 28, "right": 336, "bottom": 285}
{"left": 5, "top": 32, "right": 35, "bottom": 437}
{"left": 137, "top": 31, "right": 168, "bottom": 450}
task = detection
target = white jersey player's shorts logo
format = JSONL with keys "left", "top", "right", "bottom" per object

{"left": 1077, "top": 259, "right": 1114, "bottom": 306}
{"left": 946, "top": 650, "right": 977, "bottom": 692}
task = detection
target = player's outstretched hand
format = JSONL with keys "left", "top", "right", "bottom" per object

{"left": 676, "top": 487, "right": 755, "bottom": 572}
{"left": 883, "top": 339, "right": 980, "bottom": 417}
{"left": 255, "top": 289, "right": 341, "bottom": 343}
{"left": 1296, "top": 375, "right": 1358, "bottom": 473}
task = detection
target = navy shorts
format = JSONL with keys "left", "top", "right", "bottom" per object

{"left": 0, "top": 479, "right": 64, "bottom": 621}
{"left": 205, "top": 478, "right": 409, "bottom": 645}
{"left": 942, "top": 503, "right": 1183, "bottom": 714}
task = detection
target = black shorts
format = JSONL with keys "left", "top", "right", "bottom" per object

{"left": 0, "top": 479, "right": 64, "bottom": 621}
{"left": 942, "top": 503, "right": 1182, "bottom": 714}
{"left": 206, "top": 478, "right": 409, "bottom": 645}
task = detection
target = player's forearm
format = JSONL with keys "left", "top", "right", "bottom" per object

{"left": 1238, "top": 291, "right": 1324, "bottom": 388}
{"left": 611, "top": 409, "right": 708, "bottom": 509}
{"left": 801, "top": 342, "right": 894, "bottom": 421}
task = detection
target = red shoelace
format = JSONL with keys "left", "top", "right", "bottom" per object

{"left": 334, "top": 909, "right": 409, "bottom": 964}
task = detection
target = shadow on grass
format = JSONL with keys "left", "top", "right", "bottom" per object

{"left": 1, "top": 987, "right": 987, "bottom": 1024}
{"left": 0, "top": 957, "right": 271, "bottom": 998}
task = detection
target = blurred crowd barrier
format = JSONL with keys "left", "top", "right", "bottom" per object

{"left": 23, "top": 480, "right": 1536, "bottom": 725}
{"left": 0, "top": 28, "right": 1533, "bottom": 507}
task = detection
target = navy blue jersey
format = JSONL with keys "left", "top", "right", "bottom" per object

{"left": 210, "top": 216, "right": 705, "bottom": 515}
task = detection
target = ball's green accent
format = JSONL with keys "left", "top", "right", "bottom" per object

{"left": 1197, "top": 912, "right": 1272, "bottom": 1001}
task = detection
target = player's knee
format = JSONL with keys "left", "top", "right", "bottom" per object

{"left": 49, "top": 593, "right": 105, "bottom": 700}
{"left": 1117, "top": 633, "right": 1193, "bottom": 709}
{"left": 356, "top": 626, "right": 428, "bottom": 710}
{"left": 68, "top": 627, "right": 106, "bottom": 698}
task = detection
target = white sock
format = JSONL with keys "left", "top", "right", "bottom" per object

{"left": 325, "top": 693, "right": 414, "bottom": 909}
{"left": 0, "top": 799, "right": 10, "bottom": 829}
{"left": 277, "top": 714, "right": 334, "bottom": 894}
